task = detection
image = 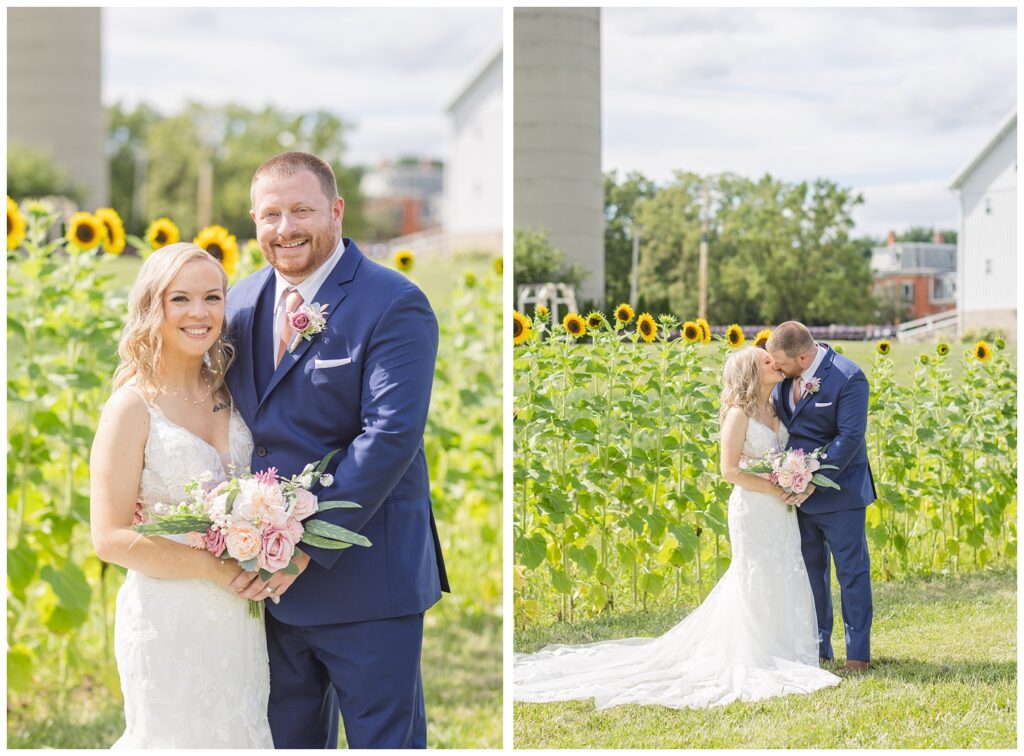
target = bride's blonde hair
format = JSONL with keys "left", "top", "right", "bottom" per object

{"left": 718, "top": 346, "right": 769, "bottom": 423}
{"left": 112, "top": 243, "right": 234, "bottom": 397}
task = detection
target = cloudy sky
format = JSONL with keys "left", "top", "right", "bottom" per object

{"left": 103, "top": 7, "right": 501, "bottom": 166}
{"left": 602, "top": 7, "right": 1016, "bottom": 238}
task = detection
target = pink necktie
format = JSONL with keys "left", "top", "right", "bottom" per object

{"left": 793, "top": 378, "right": 802, "bottom": 405}
{"left": 276, "top": 288, "right": 304, "bottom": 366}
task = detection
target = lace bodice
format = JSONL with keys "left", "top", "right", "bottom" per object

{"left": 135, "top": 394, "right": 254, "bottom": 522}
{"left": 741, "top": 417, "right": 788, "bottom": 463}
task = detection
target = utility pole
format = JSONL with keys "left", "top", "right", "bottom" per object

{"left": 698, "top": 181, "right": 710, "bottom": 319}
{"left": 629, "top": 222, "right": 640, "bottom": 307}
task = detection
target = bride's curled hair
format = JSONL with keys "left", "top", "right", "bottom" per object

{"left": 718, "top": 346, "right": 769, "bottom": 423}
{"left": 112, "top": 243, "right": 234, "bottom": 397}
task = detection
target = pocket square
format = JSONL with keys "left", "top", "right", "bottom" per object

{"left": 313, "top": 357, "right": 352, "bottom": 369}
{"left": 814, "top": 401, "right": 833, "bottom": 407}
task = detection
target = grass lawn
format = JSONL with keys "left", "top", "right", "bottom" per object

{"left": 7, "top": 605, "right": 501, "bottom": 748}
{"left": 513, "top": 568, "right": 1016, "bottom": 749}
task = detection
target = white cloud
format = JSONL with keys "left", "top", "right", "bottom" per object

{"left": 102, "top": 7, "right": 501, "bottom": 166}
{"left": 601, "top": 7, "right": 1015, "bottom": 235}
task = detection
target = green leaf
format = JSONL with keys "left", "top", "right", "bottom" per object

{"left": 282, "top": 560, "right": 300, "bottom": 575}
{"left": 315, "top": 448, "right": 342, "bottom": 474}
{"left": 300, "top": 531, "right": 353, "bottom": 550}
{"left": 516, "top": 532, "right": 547, "bottom": 570}
{"left": 315, "top": 499, "right": 361, "bottom": 510}
{"left": 548, "top": 566, "right": 573, "bottom": 594}
{"left": 7, "top": 539, "right": 38, "bottom": 595}
{"left": 7, "top": 644, "right": 35, "bottom": 692}
{"left": 258, "top": 569, "right": 273, "bottom": 582}
{"left": 40, "top": 561, "right": 91, "bottom": 617}
{"left": 303, "top": 518, "right": 372, "bottom": 548}
{"left": 568, "top": 544, "right": 597, "bottom": 576}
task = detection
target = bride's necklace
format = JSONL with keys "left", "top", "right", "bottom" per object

{"left": 160, "top": 372, "right": 212, "bottom": 407}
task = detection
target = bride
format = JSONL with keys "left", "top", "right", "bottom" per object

{"left": 89, "top": 243, "right": 274, "bottom": 747}
{"left": 513, "top": 346, "right": 841, "bottom": 710}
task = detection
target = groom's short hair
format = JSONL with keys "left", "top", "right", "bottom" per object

{"left": 767, "top": 321, "right": 815, "bottom": 357}
{"left": 251, "top": 152, "right": 339, "bottom": 205}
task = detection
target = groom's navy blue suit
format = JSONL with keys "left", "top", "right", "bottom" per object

{"left": 226, "top": 239, "right": 448, "bottom": 748}
{"left": 773, "top": 344, "right": 875, "bottom": 662}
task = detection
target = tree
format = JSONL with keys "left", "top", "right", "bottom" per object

{"left": 635, "top": 172, "right": 876, "bottom": 325}
{"left": 604, "top": 170, "right": 658, "bottom": 308}
{"left": 513, "top": 227, "right": 586, "bottom": 294}
{"left": 7, "top": 142, "right": 85, "bottom": 203}
{"left": 898, "top": 226, "right": 957, "bottom": 244}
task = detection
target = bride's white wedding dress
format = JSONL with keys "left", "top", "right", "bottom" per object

{"left": 514, "top": 418, "right": 841, "bottom": 710}
{"left": 112, "top": 388, "right": 274, "bottom": 748}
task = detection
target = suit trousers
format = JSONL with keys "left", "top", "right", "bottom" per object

{"left": 796, "top": 506, "right": 873, "bottom": 662}
{"left": 265, "top": 611, "right": 427, "bottom": 748}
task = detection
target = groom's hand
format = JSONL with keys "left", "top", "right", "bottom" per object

{"left": 234, "top": 551, "right": 312, "bottom": 601}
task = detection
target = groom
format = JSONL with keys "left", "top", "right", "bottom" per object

{"left": 766, "top": 321, "right": 875, "bottom": 675}
{"left": 224, "top": 151, "right": 449, "bottom": 748}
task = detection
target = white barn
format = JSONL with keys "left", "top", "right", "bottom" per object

{"left": 442, "top": 49, "right": 502, "bottom": 253}
{"left": 950, "top": 111, "right": 1017, "bottom": 340}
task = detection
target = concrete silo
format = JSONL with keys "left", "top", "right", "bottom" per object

{"left": 514, "top": 7, "right": 604, "bottom": 306}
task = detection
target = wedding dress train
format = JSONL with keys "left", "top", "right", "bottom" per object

{"left": 112, "top": 389, "right": 274, "bottom": 748}
{"left": 513, "top": 419, "right": 841, "bottom": 710}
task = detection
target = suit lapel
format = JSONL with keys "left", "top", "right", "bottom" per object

{"left": 790, "top": 345, "right": 835, "bottom": 423}
{"left": 257, "top": 241, "right": 364, "bottom": 409}
{"left": 232, "top": 267, "right": 274, "bottom": 416}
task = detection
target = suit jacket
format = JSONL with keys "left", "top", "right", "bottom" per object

{"left": 773, "top": 344, "right": 877, "bottom": 514}
{"left": 225, "top": 239, "right": 448, "bottom": 626}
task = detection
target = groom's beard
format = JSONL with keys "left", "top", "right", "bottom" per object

{"left": 264, "top": 226, "right": 339, "bottom": 280}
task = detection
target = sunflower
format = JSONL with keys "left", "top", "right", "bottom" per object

{"left": 877, "top": 340, "right": 891, "bottom": 356}
{"left": 563, "top": 313, "right": 586, "bottom": 339}
{"left": 464, "top": 271, "right": 477, "bottom": 287}
{"left": 614, "top": 303, "right": 635, "bottom": 325}
{"left": 974, "top": 340, "right": 992, "bottom": 362}
{"left": 94, "top": 207, "right": 126, "bottom": 255}
{"left": 936, "top": 342, "right": 950, "bottom": 357}
{"left": 535, "top": 304, "right": 549, "bottom": 319}
{"left": 696, "top": 317, "right": 712, "bottom": 344}
{"left": 494, "top": 257, "right": 503, "bottom": 275}
{"left": 8, "top": 196, "right": 26, "bottom": 251}
{"left": 146, "top": 217, "right": 180, "bottom": 250}
{"left": 194, "top": 224, "right": 240, "bottom": 278}
{"left": 394, "top": 248, "right": 414, "bottom": 272}
{"left": 725, "top": 324, "right": 745, "bottom": 348}
{"left": 66, "top": 212, "right": 106, "bottom": 253}
{"left": 586, "top": 311, "right": 607, "bottom": 332}
{"left": 636, "top": 313, "right": 657, "bottom": 342}
{"left": 833, "top": 343, "right": 845, "bottom": 355}
{"left": 919, "top": 353, "right": 931, "bottom": 365}
{"left": 753, "top": 328, "right": 772, "bottom": 349}
{"left": 513, "top": 310, "right": 531, "bottom": 346}
{"left": 995, "top": 337, "right": 1005, "bottom": 350}
{"left": 682, "top": 320, "right": 701, "bottom": 343}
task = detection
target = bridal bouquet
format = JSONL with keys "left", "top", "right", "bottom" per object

{"left": 742, "top": 446, "right": 841, "bottom": 496}
{"left": 134, "top": 450, "right": 368, "bottom": 617}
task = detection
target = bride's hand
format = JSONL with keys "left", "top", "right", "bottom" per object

{"left": 214, "top": 560, "right": 246, "bottom": 592}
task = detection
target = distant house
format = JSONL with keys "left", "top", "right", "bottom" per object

{"left": 360, "top": 159, "right": 444, "bottom": 241}
{"left": 950, "top": 111, "right": 1017, "bottom": 340}
{"left": 443, "top": 49, "right": 502, "bottom": 253}
{"left": 871, "top": 232, "right": 957, "bottom": 323}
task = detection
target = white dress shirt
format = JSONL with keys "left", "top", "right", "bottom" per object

{"left": 271, "top": 238, "right": 346, "bottom": 359}
{"left": 789, "top": 343, "right": 827, "bottom": 412}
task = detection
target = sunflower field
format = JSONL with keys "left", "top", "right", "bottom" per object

{"left": 7, "top": 199, "right": 502, "bottom": 747}
{"left": 513, "top": 309, "right": 1016, "bottom": 626}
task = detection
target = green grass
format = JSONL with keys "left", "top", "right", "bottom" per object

{"left": 7, "top": 606, "right": 501, "bottom": 748}
{"left": 514, "top": 568, "right": 1016, "bottom": 748}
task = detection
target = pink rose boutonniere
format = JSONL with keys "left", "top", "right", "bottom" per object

{"left": 287, "top": 302, "right": 329, "bottom": 352}
{"left": 803, "top": 377, "right": 822, "bottom": 396}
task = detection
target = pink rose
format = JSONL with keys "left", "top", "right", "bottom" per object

{"left": 205, "top": 526, "right": 226, "bottom": 557}
{"left": 807, "top": 458, "right": 821, "bottom": 472}
{"left": 777, "top": 470, "right": 795, "bottom": 489}
{"left": 291, "top": 488, "right": 319, "bottom": 521}
{"left": 225, "top": 520, "right": 262, "bottom": 562}
{"left": 792, "top": 473, "right": 812, "bottom": 493}
{"left": 289, "top": 311, "right": 311, "bottom": 331}
{"left": 257, "top": 525, "right": 298, "bottom": 572}
{"left": 251, "top": 482, "right": 288, "bottom": 527}
{"left": 283, "top": 516, "right": 304, "bottom": 543}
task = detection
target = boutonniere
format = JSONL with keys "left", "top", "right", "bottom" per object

{"left": 287, "top": 302, "right": 329, "bottom": 352}
{"left": 803, "top": 377, "right": 822, "bottom": 396}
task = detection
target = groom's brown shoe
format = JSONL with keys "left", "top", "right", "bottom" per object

{"left": 839, "top": 659, "right": 870, "bottom": 675}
